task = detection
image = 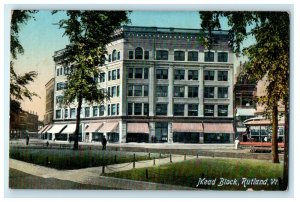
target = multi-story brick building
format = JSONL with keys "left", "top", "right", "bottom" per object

{"left": 45, "top": 26, "right": 235, "bottom": 144}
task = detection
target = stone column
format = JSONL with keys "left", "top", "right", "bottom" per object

{"left": 228, "top": 66, "right": 234, "bottom": 117}
{"left": 120, "top": 120, "right": 127, "bottom": 143}
{"left": 149, "top": 122, "right": 155, "bottom": 143}
{"left": 168, "top": 65, "right": 174, "bottom": 116}
{"left": 149, "top": 64, "right": 155, "bottom": 116}
{"left": 199, "top": 67, "right": 204, "bottom": 117}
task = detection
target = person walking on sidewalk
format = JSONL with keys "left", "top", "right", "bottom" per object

{"left": 102, "top": 136, "right": 107, "bottom": 150}
{"left": 26, "top": 134, "right": 30, "bottom": 146}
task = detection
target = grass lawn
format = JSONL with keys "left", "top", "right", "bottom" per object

{"left": 9, "top": 168, "right": 112, "bottom": 189}
{"left": 10, "top": 146, "right": 167, "bottom": 170}
{"left": 104, "top": 158, "right": 284, "bottom": 190}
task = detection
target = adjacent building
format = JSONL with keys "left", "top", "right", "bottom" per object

{"left": 45, "top": 26, "right": 235, "bottom": 144}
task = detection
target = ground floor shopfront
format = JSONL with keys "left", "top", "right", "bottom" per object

{"left": 39, "top": 118, "right": 235, "bottom": 144}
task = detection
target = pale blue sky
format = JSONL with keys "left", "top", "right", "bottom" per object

{"left": 13, "top": 11, "right": 231, "bottom": 119}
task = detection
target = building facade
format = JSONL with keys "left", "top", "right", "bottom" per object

{"left": 44, "top": 78, "right": 55, "bottom": 125}
{"left": 46, "top": 26, "right": 235, "bottom": 144}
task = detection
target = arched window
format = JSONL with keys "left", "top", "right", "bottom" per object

{"left": 135, "top": 47, "right": 143, "bottom": 59}
{"left": 112, "top": 50, "right": 117, "bottom": 61}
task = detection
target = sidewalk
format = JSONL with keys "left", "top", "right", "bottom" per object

{"left": 9, "top": 155, "right": 197, "bottom": 190}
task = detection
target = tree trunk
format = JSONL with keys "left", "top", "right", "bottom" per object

{"left": 272, "top": 104, "right": 279, "bottom": 163}
{"left": 73, "top": 94, "right": 83, "bottom": 150}
{"left": 282, "top": 98, "right": 289, "bottom": 190}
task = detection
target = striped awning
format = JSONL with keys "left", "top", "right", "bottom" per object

{"left": 203, "top": 123, "right": 234, "bottom": 133}
{"left": 85, "top": 123, "right": 104, "bottom": 133}
{"left": 61, "top": 124, "right": 76, "bottom": 134}
{"left": 38, "top": 125, "right": 50, "bottom": 134}
{"left": 127, "top": 123, "right": 149, "bottom": 134}
{"left": 98, "top": 122, "right": 119, "bottom": 133}
{"left": 47, "top": 124, "right": 67, "bottom": 134}
{"left": 172, "top": 123, "right": 203, "bottom": 133}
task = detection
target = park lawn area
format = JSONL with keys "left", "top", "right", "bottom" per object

{"left": 9, "top": 168, "right": 112, "bottom": 189}
{"left": 9, "top": 146, "right": 167, "bottom": 170}
{"left": 104, "top": 158, "right": 284, "bottom": 190}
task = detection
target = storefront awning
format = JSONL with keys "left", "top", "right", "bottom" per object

{"left": 204, "top": 123, "right": 234, "bottom": 133}
{"left": 85, "top": 123, "right": 103, "bottom": 133}
{"left": 236, "top": 127, "right": 246, "bottom": 132}
{"left": 98, "top": 122, "right": 119, "bottom": 133}
{"left": 236, "top": 108, "right": 256, "bottom": 116}
{"left": 47, "top": 124, "right": 67, "bottom": 134}
{"left": 61, "top": 124, "right": 76, "bottom": 134}
{"left": 172, "top": 123, "right": 203, "bottom": 133}
{"left": 38, "top": 125, "right": 50, "bottom": 134}
{"left": 127, "top": 123, "right": 149, "bottom": 134}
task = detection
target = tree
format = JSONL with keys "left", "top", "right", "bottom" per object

{"left": 199, "top": 12, "right": 289, "bottom": 189}
{"left": 10, "top": 10, "right": 39, "bottom": 125}
{"left": 55, "top": 11, "right": 129, "bottom": 150}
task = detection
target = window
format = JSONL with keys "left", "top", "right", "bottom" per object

{"left": 135, "top": 68, "right": 143, "bottom": 79}
{"left": 112, "top": 86, "right": 117, "bottom": 97}
{"left": 128, "top": 68, "right": 133, "bottom": 78}
{"left": 156, "top": 69, "right": 168, "bottom": 79}
{"left": 107, "top": 87, "right": 111, "bottom": 96}
{"left": 218, "top": 52, "right": 228, "bottom": 62}
{"left": 174, "top": 104, "right": 185, "bottom": 116}
{"left": 144, "top": 103, "right": 149, "bottom": 116}
{"left": 204, "top": 105, "right": 214, "bottom": 116}
{"left": 144, "top": 85, "right": 148, "bottom": 96}
{"left": 174, "top": 69, "right": 185, "bottom": 80}
{"left": 218, "top": 71, "right": 228, "bottom": 81}
{"left": 108, "top": 71, "right": 111, "bottom": 81}
{"left": 56, "top": 95, "right": 63, "bottom": 104}
{"left": 135, "top": 47, "right": 143, "bottom": 59}
{"left": 155, "top": 122, "right": 168, "bottom": 142}
{"left": 60, "top": 68, "right": 62, "bottom": 75}
{"left": 188, "top": 70, "right": 198, "bottom": 80}
{"left": 156, "top": 104, "right": 168, "bottom": 115}
{"left": 174, "top": 86, "right": 185, "bottom": 97}
{"left": 128, "top": 103, "right": 133, "bottom": 115}
{"left": 108, "top": 54, "right": 112, "bottom": 62}
{"left": 174, "top": 51, "right": 185, "bottom": 61}
{"left": 117, "top": 51, "right": 121, "bottom": 60}
{"left": 64, "top": 109, "right": 68, "bottom": 118}
{"left": 70, "top": 108, "right": 76, "bottom": 118}
{"left": 117, "top": 69, "right": 120, "bottom": 79}
{"left": 134, "top": 103, "right": 142, "bottom": 115}
{"left": 85, "top": 107, "right": 90, "bottom": 118}
{"left": 129, "top": 51, "right": 134, "bottom": 59}
{"left": 188, "top": 86, "right": 198, "bottom": 98}
{"left": 218, "top": 87, "right": 228, "bottom": 98}
{"left": 100, "top": 73, "right": 105, "bottom": 83}
{"left": 56, "top": 110, "right": 61, "bottom": 119}
{"left": 128, "top": 85, "right": 133, "bottom": 96}
{"left": 111, "top": 104, "right": 116, "bottom": 115}
{"left": 64, "top": 67, "right": 70, "bottom": 75}
{"left": 156, "top": 50, "right": 168, "bottom": 60}
{"left": 204, "top": 70, "right": 214, "bottom": 80}
{"left": 112, "top": 70, "right": 117, "bottom": 80}
{"left": 144, "top": 68, "right": 148, "bottom": 79}
{"left": 134, "top": 85, "right": 143, "bottom": 96}
{"left": 204, "top": 87, "right": 214, "bottom": 98}
{"left": 188, "top": 51, "right": 198, "bottom": 61}
{"left": 107, "top": 104, "right": 111, "bottom": 116}
{"left": 204, "top": 51, "right": 214, "bottom": 62}
{"left": 188, "top": 104, "right": 198, "bottom": 116}
{"left": 218, "top": 105, "right": 228, "bottom": 116}
{"left": 117, "top": 86, "right": 120, "bottom": 97}
{"left": 112, "top": 50, "right": 117, "bottom": 61}
{"left": 99, "top": 105, "right": 105, "bottom": 116}
{"left": 57, "top": 82, "right": 66, "bottom": 91}
{"left": 93, "top": 106, "right": 98, "bottom": 117}
{"left": 56, "top": 69, "right": 59, "bottom": 76}
{"left": 117, "top": 104, "right": 119, "bottom": 115}
{"left": 144, "top": 51, "right": 149, "bottom": 60}
{"left": 156, "top": 86, "right": 168, "bottom": 97}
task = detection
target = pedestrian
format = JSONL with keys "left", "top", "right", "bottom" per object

{"left": 264, "top": 136, "right": 268, "bottom": 142}
{"left": 102, "top": 136, "right": 107, "bottom": 151}
{"left": 26, "top": 134, "right": 30, "bottom": 145}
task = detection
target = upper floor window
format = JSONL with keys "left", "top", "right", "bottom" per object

{"left": 218, "top": 87, "right": 228, "bottom": 98}
{"left": 57, "top": 82, "right": 67, "bottom": 91}
{"left": 112, "top": 50, "right": 117, "bottom": 61}
{"left": 134, "top": 85, "right": 143, "bottom": 96}
{"left": 204, "top": 105, "right": 214, "bottom": 117}
{"left": 174, "top": 51, "right": 185, "bottom": 61}
{"left": 108, "top": 54, "right": 112, "bottom": 62}
{"left": 174, "top": 69, "right": 185, "bottom": 80}
{"left": 204, "top": 70, "right": 214, "bottom": 81}
{"left": 70, "top": 108, "right": 76, "bottom": 118}
{"left": 188, "top": 51, "right": 198, "bottom": 61}
{"left": 144, "top": 68, "right": 148, "bottom": 79}
{"left": 134, "top": 103, "right": 142, "bottom": 115}
{"left": 156, "top": 104, "right": 168, "bottom": 116}
{"left": 56, "top": 95, "right": 64, "bottom": 104}
{"left": 135, "top": 47, "right": 143, "bottom": 59}
{"left": 174, "top": 104, "right": 185, "bottom": 116}
{"left": 112, "top": 70, "right": 117, "bottom": 80}
{"left": 218, "top": 52, "right": 228, "bottom": 62}
{"left": 204, "top": 87, "right": 214, "bottom": 98}
{"left": 128, "top": 68, "right": 133, "bottom": 78}
{"left": 93, "top": 106, "right": 98, "bottom": 117}
{"left": 188, "top": 86, "right": 198, "bottom": 98}
{"left": 117, "top": 51, "right": 121, "bottom": 60}
{"left": 99, "top": 105, "right": 105, "bottom": 116}
{"left": 218, "top": 71, "right": 228, "bottom": 81}
{"left": 188, "top": 70, "right": 198, "bottom": 80}
{"left": 204, "top": 51, "right": 214, "bottom": 62}
{"left": 144, "top": 51, "right": 149, "bottom": 60}
{"left": 156, "top": 86, "right": 168, "bottom": 97}
{"left": 174, "top": 86, "right": 185, "bottom": 97}
{"left": 117, "top": 69, "right": 120, "bottom": 79}
{"left": 144, "top": 103, "right": 149, "bottom": 116}
{"left": 135, "top": 68, "right": 143, "bottom": 79}
{"left": 188, "top": 104, "right": 198, "bottom": 116}
{"left": 85, "top": 107, "right": 90, "bottom": 118}
{"left": 100, "top": 73, "right": 105, "bottom": 83}
{"left": 56, "top": 69, "right": 59, "bottom": 76}
{"left": 128, "top": 103, "right": 133, "bottom": 115}
{"left": 156, "top": 69, "right": 168, "bottom": 79}
{"left": 129, "top": 51, "right": 134, "bottom": 59}
{"left": 156, "top": 50, "right": 168, "bottom": 60}
{"left": 56, "top": 109, "right": 61, "bottom": 119}
{"left": 218, "top": 105, "right": 228, "bottom": 117}
{"left": 64, "top": 109, "right": 68, "bottom": 118}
